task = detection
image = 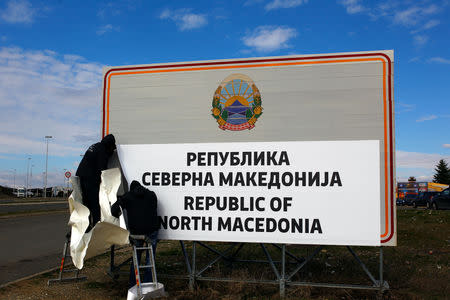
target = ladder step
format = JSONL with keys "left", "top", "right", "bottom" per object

{"left": 135, "top": 247, "right": 152, "bottom": 250}
{"left": 138, "top": 265, "right": 154, "bottom": 269}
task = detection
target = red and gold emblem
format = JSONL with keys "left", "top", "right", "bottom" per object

{"left": 211, "top": 74, "right": 263, "bottom": 131}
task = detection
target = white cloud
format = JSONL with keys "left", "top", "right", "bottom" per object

{"left": 0, "top": 168, "right": 76, "bottom": 188}
{"left": 0, "top": 135, "right": 82, "bottom": 157}
{"left": 413, "top": 34, "right": 428, "bottom": 46}
{"left": 416, "top": 114, "right": 437, "bottom": 122}
{"left": 97, "top": 1, "right": 138, "bottom": 19}
{"left": 397, "top": 175, "right": 433, "bottom": 182}
{"left": 242, "top": 26, "right": 297, "bottom": 52}
{"left": 393, "top": 6, "right": 421, "bottom": 26}
{"left": 0, "top": 47, "right": 102, "bottom": 158}
{"left": 159, "top": 9, "right": 207, "bottom": 31}
{"left": 96, "top": 24, "right": 119, "bottom": 35}
{"left": 338, "top": 1, "right": 444, "bottom": 46}
{"left": 0, "top": 0, "right": 36, "bottom": 24}
{"left": 338, "top": 0, "right": 365, "bottom": 14}
{"left": 393, "top": 4, "right": 440, "bottom": 26}
{"left": 397, "top": 102, "right": 415, "bottom": 113}
{"left": 244, "top": 0, "right": 265, "bottom": 6}
{"left": 422, "top": 4, "right": 439, "bottom": 15}
{"left": 396, "top": 150, "right": 450, "bottom": 169}
{"left": 340, "top": 2, "right": 443, "bottom": 25}
{"left": 265, "top": 0, "right": 308, "bottom": 11}
{"left": 428, "top": 57, "right": 450, "bottom": 64}
{"left": 410, "top": 19, "right": 441, "bottom": 34}
{"left": 442, "top": 144, "right": 450, "bottom": 148}
{"left": 423, "top": 19, "right": 440, "bottom": 30}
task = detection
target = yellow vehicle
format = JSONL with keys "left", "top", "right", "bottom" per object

{"left": 427, "top": 182, "right": 449, "bottom": 192}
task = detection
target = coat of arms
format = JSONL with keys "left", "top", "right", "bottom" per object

{"left": 211, "top": 74, "right": 263, "bottom": 131}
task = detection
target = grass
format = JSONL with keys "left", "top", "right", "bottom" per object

{"left": 0, "top": 207, "right": 448, "bottom": 299}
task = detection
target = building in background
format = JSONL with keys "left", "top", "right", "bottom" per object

{"left": 397, "top": 182, "right": 449, "bottom": 199}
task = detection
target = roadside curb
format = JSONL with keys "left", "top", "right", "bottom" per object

{"left": 0, "top": 266, "right": 62, "bottom": 290}
{"left": 0, "top": 210, "right": 68, "bottom": 219}
{"left": 0, "top": 201, "right": 68, "bottom": 206}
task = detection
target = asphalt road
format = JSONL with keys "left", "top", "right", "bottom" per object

{"left": 0, "top": 212, "right": 70, "bottom": 286}
{"left": 0, "top": 201, "right": 68, "bottom": 214}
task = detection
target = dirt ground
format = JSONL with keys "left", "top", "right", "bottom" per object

{"left": 0, "top": 207, "right": 448, "bottom": 300}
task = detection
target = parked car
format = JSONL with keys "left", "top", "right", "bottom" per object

{"left": 429, "top": 188, "right": 450, "bottom": 210}
{"left": 413, "top": 191, "right": 439, "bottom": 208}
{"left": 404, "top": 193, "right": 418, "bottom": 206}
{"left": 13, "top": 188, "right": 25, "bottom": 197}
{"left": 12, "top": 188, "right": 33, "bottom": 197}
{"left": 396, "top": 198, "right": 405, "bottom": 206}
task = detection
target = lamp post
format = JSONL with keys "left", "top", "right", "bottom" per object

{"left": 44, "top": 136, "right": 52, "bottom": 198}
{"left": 30, "top": 164, "right": 34, "bottom": 197}
{"left": 10, "top": 168, "right": 16, "bottom": 195}
{"left": 26, "top": 157, "right": 31, "bottom": 198}
{"left": 63, "top": 168, "right": 67, "bottom": 190}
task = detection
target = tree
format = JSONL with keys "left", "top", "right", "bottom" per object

{"left": 433, "top": 159, "right": 450, "bottom": 184}
{"left": 408, "top": 176, "right": 416, "bottom": 182}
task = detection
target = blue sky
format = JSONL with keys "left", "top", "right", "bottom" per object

{"left": 0, "top": 0, "right": 449, "bottom": 188}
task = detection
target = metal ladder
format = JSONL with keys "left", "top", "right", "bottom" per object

{"left": 48, "top": 232, "right": 87, "bottom": 285}
{"left": 130, "top": 235, "right": 158, "bottom": 299}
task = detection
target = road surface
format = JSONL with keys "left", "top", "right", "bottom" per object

{"left": 0, "top": 201, "right": 68, "bottom": 214}
{"left": 0, "top": 212, "right": 70, "bottom": 286}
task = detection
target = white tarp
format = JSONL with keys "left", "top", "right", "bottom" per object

{"left": 68, "top": 168, "right": 129, "bottom": 269}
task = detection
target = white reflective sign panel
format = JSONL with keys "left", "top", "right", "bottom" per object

{"left": 118, "top": 140, "right": 380, "bottom": 246}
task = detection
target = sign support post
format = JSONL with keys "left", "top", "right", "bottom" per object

{"left": 108, "top": 241, "right": 389, "bottom": 296}
{"left": 280, "top": 244, "right": 286, "bottom": 298}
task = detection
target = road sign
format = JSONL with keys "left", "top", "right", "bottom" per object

{"left": 65, "top": 171, "right": 71, "bottom": 179}
{"left": 103, "top": 50, "right": 396, "bottom": 246}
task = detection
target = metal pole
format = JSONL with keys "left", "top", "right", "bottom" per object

{"left": 260, "top": 244, "right": 280, "bottom": 280}
{"left": 379, "top": 246, "right": 384, "bottom": 296}
{"left": 45, "top": 138, "right": 49, "bottom": 197}
{"left": 180, "top": 241, "right": 192, "bottom": 275}
{"left": 44, "top": 136, "right": 52, "bottom": 198}
{"left": 13, "top": 169, "right": 16, "bottom": 193}
{"left": 30, "top": 164, "right": 34, "bottom": 196}
{"left": 26, "top": 157, "right": 31, "bottom": 197}
{"left": 189, "top": 241, "right": 196, "bottom": 291}
{"left": 280, "top": 244, "right": 286, "bottom": 298}
{"left": 346, "top": 246, "right": 378, "bottom": 285}
{"left": 63, "top": 169, "right": 67, "bottom": 195}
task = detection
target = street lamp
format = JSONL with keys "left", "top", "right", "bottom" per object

{"left": 30, "top": 164, "right": 35, "bottom": 197}
{"left": 44, "top": 136, "right": 52, "bottom": 198}
{"left": 26, "top": 157, "right": 31, "bottom": 197}
{"left": 63, "top": 168, "right": 67, "bottom": 189}
{"left": 12, "top": 168, "right": 16, "bottom": 193}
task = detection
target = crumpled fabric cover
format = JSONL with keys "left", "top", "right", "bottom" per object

{"left": 68, "top": 168, "right": 129, "bottom": 269}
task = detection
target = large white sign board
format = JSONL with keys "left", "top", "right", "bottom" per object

{"left": 118, "top": 140, "right": 380, "bottom": 246}
{"left": 103, "top": 50, "right": 396, "bottom": 246}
